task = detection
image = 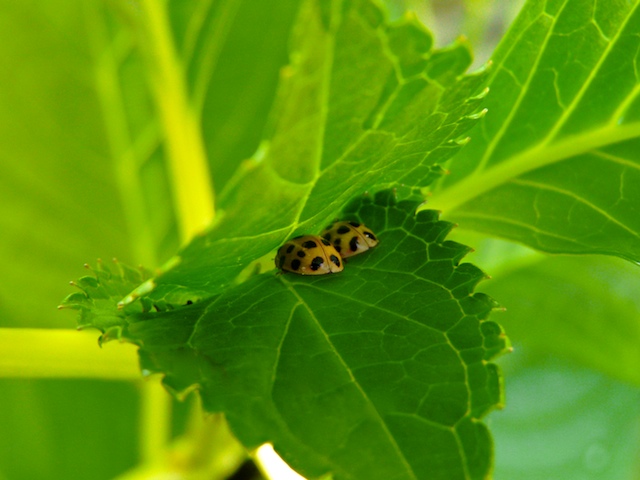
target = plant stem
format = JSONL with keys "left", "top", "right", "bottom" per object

{"left": 0, "top": 328, "right": 139, "bottom": 380}
{"left": 86, "top": 6, "right": 159, "bottom": 267}
{"left": 429, "top": 123, "right": 640, "bottom": 214}
{"left": 139, "top": 0, "right": 216, "bottom": 242}
{"left": 140, "top": 377, "right": 172, "bottom": 463}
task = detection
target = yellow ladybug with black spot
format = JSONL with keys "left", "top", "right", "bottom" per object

{"left": 276, "top": 235, "right": 344, "bottom": 275}
{"left": 321, "top": 221, "right": 379, "bottom": 258}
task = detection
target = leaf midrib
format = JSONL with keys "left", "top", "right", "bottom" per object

{"left": 428, "top": 122, "right": 640, "bottom": 213}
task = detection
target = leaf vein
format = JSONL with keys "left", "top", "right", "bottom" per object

{"left": 280, "top": 277, "right": 420, "bottom": 480}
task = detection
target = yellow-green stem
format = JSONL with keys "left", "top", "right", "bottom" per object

{"left": 87, "top": 6, "right": 159, "bottom": 267}
{"left": 140, "top": 377, "right": 173, "bottom": 463}
{"left": 139, "top": 0, "right": 215, "bottom": 242}
{"left": 428, "top": 123, "right": 640, "bottom": 214}
{"left": 0, "top": 328, "right": 139, "bottom": 380}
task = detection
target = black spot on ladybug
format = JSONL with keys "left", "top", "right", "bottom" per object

{"left": 321, "top": 238, "right": 331, "bottom": 246}
{"left": 323, "top": 233, "right": 332, "bottom": 241}
{"left": 337, "top": 225, "right": 350, "bottom": 234}
{"left": 348, "top": 221, "right": 360, "bottom": 227}
{"left": 297, "top": 250, "right": 306, "bottom": 258}
{"left": 302, "top": 240, "right": 317, "bottom": 249}
{"left": 286, "top": 244, "right": 295, "bottom": 254}
{"left": 330, "top": 255, "right": 341, "bottom": 267}
{"left": 364, "top": 231, "right": 376, "bottom": 241}
{"left": 291, "top": 259, "right": 301, "bottom": 271}
{"left": 349, "top": 236, "right": 359, "bottom": 252}
{"left": 334, "top": 238, "right": 341, "bottom": 245}
{"left": 310, "top": 256, "right": 324, "bottom": 271}
{"left": 335, "top": 245, "right": 342, "bottom": 253}
{"left": 279, "top": 256, "right": 286, "bottom": 268}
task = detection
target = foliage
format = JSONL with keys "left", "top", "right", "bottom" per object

{"left": 1, "top": 0, "right": 639, "bottom": 479}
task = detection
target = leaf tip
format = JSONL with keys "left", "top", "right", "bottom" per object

{"left": 451, "top": 136, "right": 471, "bottom": 146}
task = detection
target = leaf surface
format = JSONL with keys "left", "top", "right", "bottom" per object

{"left": 126, "top": 191, "right": 508, "bottom": 480}
{"left": 430, "top": 0, "right": 640, "bottom": 262}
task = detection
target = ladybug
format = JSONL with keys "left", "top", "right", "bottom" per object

{"left": 276, "top": 235, "right": 343, "bottom": 275}
{"left": 321, "top": 221, "right": 379, "bottom": 258}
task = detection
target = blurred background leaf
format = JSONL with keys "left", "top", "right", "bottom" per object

{"left": 0, "top": 380, "right": 140, "bottom": 479}
{"left": 491, "top": 352, "right": 640, "bottom": 480}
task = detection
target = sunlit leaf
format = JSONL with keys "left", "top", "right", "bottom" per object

{"left": 430, "top": 0, "right": 640, "bottom": 262}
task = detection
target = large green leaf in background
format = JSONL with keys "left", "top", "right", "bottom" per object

{"left": 483, "top": 253, "right": 640, "bottom": 479}
{"left": 0, "top": 0, "right": 134, "bottom": 328}
{"left": 0, "top": 2, "right": 141, "bottom": 476}
{"left": 430, "top": 0, "right": 640, "bottom": 262}
{"left": 486, "top": 254, "right": 640, "bottom": 386}
{"left": 68, "top": 191, "right": 508, "bottom": 480}
{"left": 492, "top": 353, "right": 640, "bottom": 480}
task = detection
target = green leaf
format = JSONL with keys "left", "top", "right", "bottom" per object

{"left": 141, "top": 0, "right": 489, "bottom": 305}
{"left": 115, "top": 191, "right": 508, "bottom": 480}
{"left": 59, "top": 260, "right": 154, "bottom": 340}
{"left": 430, "top": 0, "right": 640, "bottom": 262}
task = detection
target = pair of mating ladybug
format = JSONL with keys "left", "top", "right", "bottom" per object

{"left": 276, "top": 221, "right": 379, "bottom": 275}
